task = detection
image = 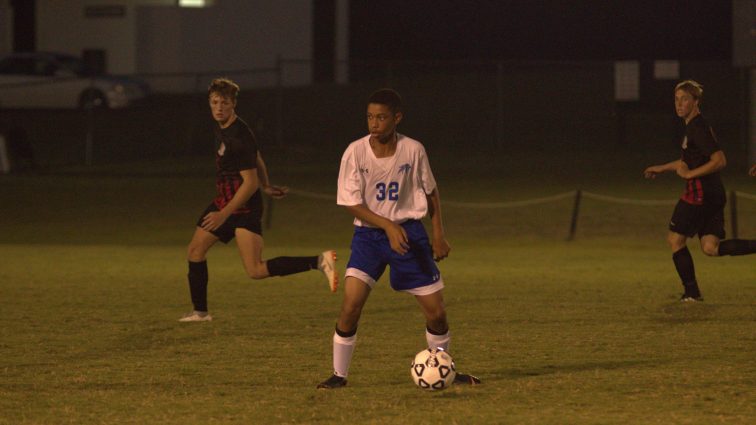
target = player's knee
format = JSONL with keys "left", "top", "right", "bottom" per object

{"left": 667, "top": 235, "right": 685, "bottom": 251}
{"left": 701, "top": 243, "right": 719, "bottom": 257}
{"left": 187, "top": 243, "right": 206, "bottom": 262}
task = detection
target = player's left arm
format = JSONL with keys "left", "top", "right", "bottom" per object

{"left": 677, "top": 150, "right": 726, "bottom": 179}
{"left": 256, "top": 152, "right": 288, "bottom": 199}
{"left": 426, "top": 188, "right": 450, "bottom": 261}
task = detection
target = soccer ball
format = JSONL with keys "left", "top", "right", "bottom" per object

{"left": 410, "top": 348, "right": 456, "bottom": 390}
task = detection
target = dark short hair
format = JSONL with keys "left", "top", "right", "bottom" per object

{"left": 208, "top": 77, "right": 239, "bottom": 100}
{"left": 368, "top": 88, "right": 402, "bottom": 113}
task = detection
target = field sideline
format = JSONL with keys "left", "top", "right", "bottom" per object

{"left": 0, "top": 156, "right": 754, "bottom": 424}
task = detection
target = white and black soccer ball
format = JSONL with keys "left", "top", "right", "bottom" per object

{"left": 410, "top": 347, "right": 456, "bottom": 390}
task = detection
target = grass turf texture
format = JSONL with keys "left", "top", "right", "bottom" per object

{"left": 0, "top": 153, "right": 754, "bottom": 424}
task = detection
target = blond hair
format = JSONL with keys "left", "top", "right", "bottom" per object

{"left": 675, "top": 80, "right": 703, "bottom": 103}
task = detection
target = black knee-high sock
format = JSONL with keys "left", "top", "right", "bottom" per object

{"left": 718, "top": 239, "right": 756, "bottom": 256}
{"left": 672, "top": 247, "right": 696, "bottom": 284}
{"left": 188, "top": 261, "right": 208, "bottom": 312}
{"left": 267, "top": 256, "right": 318, "bottom": 276}
{"left": 672, "top": 247, "right": 699, "bottom": 295}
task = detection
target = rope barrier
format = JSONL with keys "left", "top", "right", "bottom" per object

{"left": 286, "top": 188, "right": 337, "bottom": 201}
{"left": 284, "top": 188, "right": 756, "bottom": 208}
{"left": 273, "top": 188, "right": 755, "bottom": 240}
{"left": 443, "top": 191, "right": 576, "bottom": 208}
{"left": 581, "top": 191, "right": 676, "bottom": 206}
{"left": 735, "top": 191, "right": 756, "bottom": 202}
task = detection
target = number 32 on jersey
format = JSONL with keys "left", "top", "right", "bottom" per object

{"left": 376, "top": 181, "right": 399, "bottom": 201}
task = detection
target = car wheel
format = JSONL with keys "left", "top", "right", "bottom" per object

{"left": 78, "top": 89, "right": 108, "bottom": 109}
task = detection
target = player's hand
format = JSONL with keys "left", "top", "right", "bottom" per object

{"left": 749, "top": 164, "right": 756, "bottom": 177}
{"left": 676, "top": 162, "right": 691, "bottom": 179}
{"left": 431, "top": 236, "right": 451, "bottom": 262}
{"left": 385, "top": 222, "right": 409, "bottom": 255}
{"left": 643, "top": 165, "right": 663, "bottom": 179}
{"left": 201, "top": 210, "right": 229, "bottom": 232}
{"left": 263, "top": 184, "right": 289, "bottom": 199}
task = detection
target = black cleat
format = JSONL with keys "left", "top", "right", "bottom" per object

{"left": 453, "top": 373, "right": 481, "bottom": 385}
{"left": 317, "top": 374, "right": 347, "bottom": 389}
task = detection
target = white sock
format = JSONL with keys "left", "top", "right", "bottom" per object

{"left": 333, "top": 332, "right": 356, "bottom": 378}
{"left": 425, "top": 328, "right": 450, "bottom": 351}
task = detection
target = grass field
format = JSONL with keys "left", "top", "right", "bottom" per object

{"left": 0, "top": 152, "right": 754, "bottom": 424}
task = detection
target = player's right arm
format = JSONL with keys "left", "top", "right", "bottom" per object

{"left": 644, "top": 159, "right": 682, "bottom": 179}
{"left": 749, "top": 164, "right": 756, "bottom": 177}
{"left": 344, "top": 204, "right": 409, "bottom": 255}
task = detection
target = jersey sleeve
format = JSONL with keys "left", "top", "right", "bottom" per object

{"left": 337, "top": 146, "right": 363, "bottom": 206}
{"left": 233, "top": 129, "right": 258, "bottom": 171}
{"left": 690, "top": 122, "right": 721, "bottom": 156}
{"left": 416, "top": 145, "right": 437, "bottom": 195}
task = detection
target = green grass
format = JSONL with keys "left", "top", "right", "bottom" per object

{"left": 0, "top": 155, "right": 754, "bottom": 424}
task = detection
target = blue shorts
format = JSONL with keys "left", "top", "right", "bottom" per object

{"left": 346, "top": 220, "right": 441, "bottom": 292}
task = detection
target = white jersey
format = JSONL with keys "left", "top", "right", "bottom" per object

{"left": 337, "top": 134, "right": 437, "bottom": 227}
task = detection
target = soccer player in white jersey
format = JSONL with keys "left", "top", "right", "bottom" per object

{"left": 316, "top": 89, "right": 480, "bottom": 389}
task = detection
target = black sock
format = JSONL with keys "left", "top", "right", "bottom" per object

{"left": 188, "top": 260, "right": 208, "bottom": 312}
{"left": 335, "top": 325, "right": 357, "bottom": 338}
{"left": 266, "top": 256, "right": 318, "bottom": 276}
{"left": 672, "top": 247, "right": 699, "bottom": 296}
{"left": 718, "top": 239, "right": 756, "bottom": 256}
{"left": 427, "top": 325, "right": 449, "bottom": 335}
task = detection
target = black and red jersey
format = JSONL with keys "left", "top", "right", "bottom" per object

{"left": 213, "top": 117, "right": 260, "bottom": 214}
{"left": 679, "top": 114, "right": 725, "bottom": 206}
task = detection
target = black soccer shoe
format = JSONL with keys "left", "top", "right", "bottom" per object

{"left": 316, "top": 374, "right": 347, "bottom": 389}
{"left": 453, "top": 373, "right": 481, "bottom": 385}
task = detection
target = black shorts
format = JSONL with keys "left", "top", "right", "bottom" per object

{"left": 669, "top": 200, "right": 725, "bottom": 239}
{"left": 196, "top": 203, "right": 263, "bottom": 243}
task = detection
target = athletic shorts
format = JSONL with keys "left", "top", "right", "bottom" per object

{"left": 669, "top": 199, "right": 725, "bottom": 239}
{"left": 345, "top": 219, "right": 443, "bottom": 294}
{"left": 196, "top": 202, "right": 262, "bottom": 243}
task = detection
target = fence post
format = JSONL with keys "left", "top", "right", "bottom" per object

{"left": 567, "top": 189, "right": 582, "bottom": 241}
{"left": 496, "top": 61, "right": 503, "bottom": 150}
{"left": 84, "top": 99, "right": 94, "bottom": 166}
{"left": 730, "top": 190, "right": 738, "bottom": 239}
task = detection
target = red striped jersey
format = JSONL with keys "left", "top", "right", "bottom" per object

{"left": 213, "top": 117, "right": 258, "bottom": 213}
{"left": 679, "top": 115, "right": 725, "bottom": 206}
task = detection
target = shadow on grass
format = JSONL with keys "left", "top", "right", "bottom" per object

{"left": 651, "top": 301, "right": 719, "bottom": 324}
{"left": 492, "top": 359, "right": 660, "bottom": 380}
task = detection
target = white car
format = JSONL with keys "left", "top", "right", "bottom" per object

{"left": 0, "top": 52, "right": 150, "bottom": 109}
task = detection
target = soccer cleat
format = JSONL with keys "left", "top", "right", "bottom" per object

{"left": 453, "top": 373, "right": 481, "bottom": 385}
{"left": 178, "top": 311, "right": 213, "bottom": 322}
{"left": 318, "top": 250, "right": 338, "bottom": 293}
{"left": 316, "top": 374, "right": 347, "bottom": 389}
{"left": 680, "top": 294, "right": 703, "bottom": 302}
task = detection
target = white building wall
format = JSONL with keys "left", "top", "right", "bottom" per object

{"left": 35, "top": 0, "right": 315, "bottom": 91}
{"left": 135, "top": 0, "right": 313, "bottom": 91}
{"left": 37, "top": 0, "right": 139, "bottom": 74}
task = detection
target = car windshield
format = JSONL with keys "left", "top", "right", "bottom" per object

{"left": 55, "top": 55, "right": 91, "bottom": 76}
